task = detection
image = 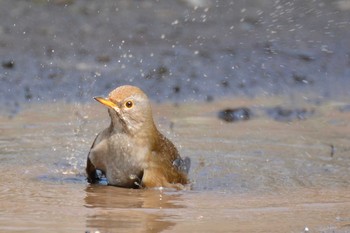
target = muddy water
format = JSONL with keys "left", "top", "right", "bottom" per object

{"left": 1, "top": 97, "right": 350, "bottom": 232}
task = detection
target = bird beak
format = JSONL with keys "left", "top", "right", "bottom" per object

{"left": 94, "top": 97, "right": 117, "bottom": 109}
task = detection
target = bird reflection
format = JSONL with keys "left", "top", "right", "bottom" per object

{"left": 84, "top": 185, "right": 186, "bottom": 233}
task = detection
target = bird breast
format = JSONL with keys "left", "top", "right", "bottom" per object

{"left": 105, "top": 133, "right": 148, "bottom": 186}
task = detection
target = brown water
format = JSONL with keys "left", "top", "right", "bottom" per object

{"left": 1, "top": 97, "right": 350, "bottom": 232}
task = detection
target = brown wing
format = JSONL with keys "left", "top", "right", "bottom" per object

{"left": 141, "top": 131, "right": 189, "bottom": 189}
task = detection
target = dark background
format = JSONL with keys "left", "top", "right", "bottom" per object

{"left": 1, "top": 0, "right": 350, "bottom": 114}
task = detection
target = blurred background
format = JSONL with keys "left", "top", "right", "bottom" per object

{"left": 1, "top": 0, "right": 350, "bottom": 114}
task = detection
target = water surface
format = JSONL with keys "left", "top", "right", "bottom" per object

{"left": 1, "top": 97, "right": 350, "bottom": 232}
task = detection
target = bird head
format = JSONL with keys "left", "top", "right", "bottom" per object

{"left": 94, "top": 85, "right": 155, "bottom": 135}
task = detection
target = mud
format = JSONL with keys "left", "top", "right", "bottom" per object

{"left": 218, "top": 107, "right": 252, "bottom": 122}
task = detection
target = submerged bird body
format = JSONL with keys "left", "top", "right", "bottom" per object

{"left": 86, "top": 85, "right": 190, "bottom": 189}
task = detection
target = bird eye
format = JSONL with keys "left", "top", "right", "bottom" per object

{"left": 125, "top": 100, "right": 133, "bottom": 108}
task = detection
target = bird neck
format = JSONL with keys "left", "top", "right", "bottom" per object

{"left": 107, "top": 111, "right": 158, "bottom": 145}
{"left": 108, "top": 110, "right": 128, "bottom": 134}
{"left": 133, "top": 120, "right": 159, "bottom": 144}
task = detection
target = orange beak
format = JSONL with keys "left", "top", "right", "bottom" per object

{"left": 94, "top": 97, "right": 117, "bottom": 109}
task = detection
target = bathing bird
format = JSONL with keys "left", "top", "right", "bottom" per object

{"left": 86, "top": 85, "right": 190, "bottom": 189}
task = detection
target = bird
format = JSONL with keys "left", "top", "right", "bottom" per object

{"left": 86, "top": 85, "right": 190, "bottom": 189}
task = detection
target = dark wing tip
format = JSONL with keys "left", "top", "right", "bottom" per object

{"left": 173, "top": 157, "right": 191, "bottom": 175}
